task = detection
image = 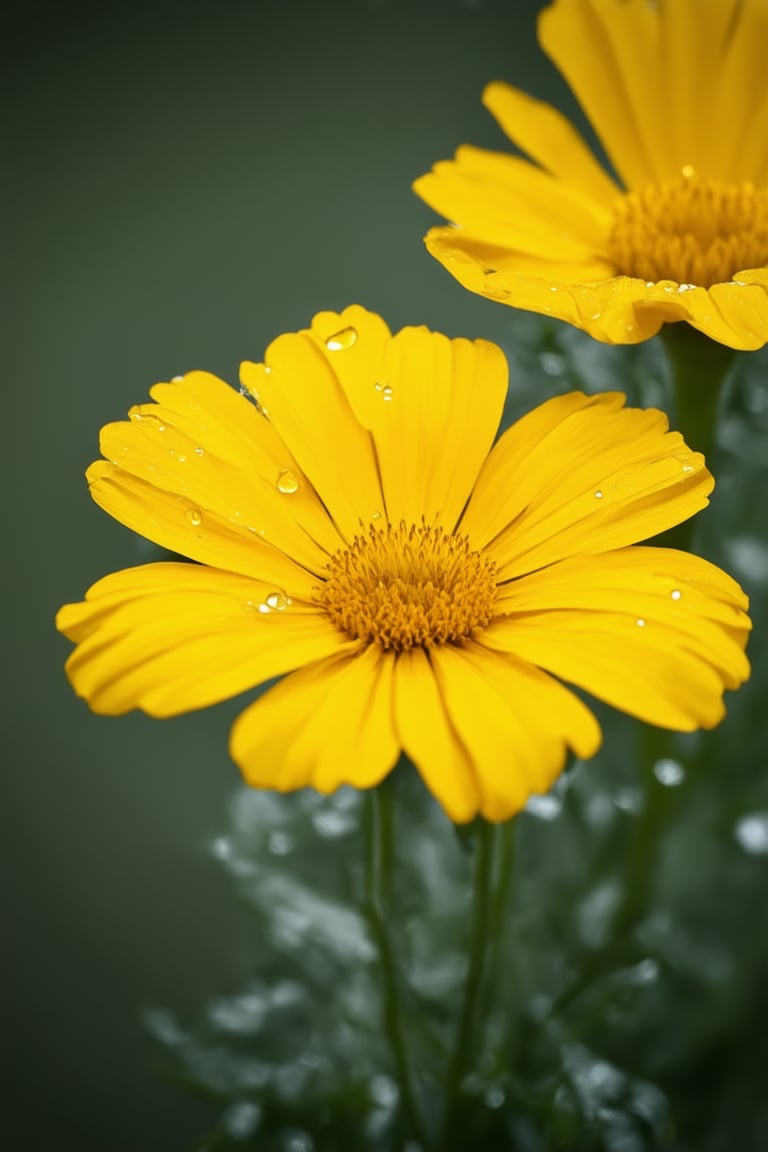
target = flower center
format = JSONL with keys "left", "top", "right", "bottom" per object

{"left": 319, "top": 522, "right": 497, "bottom": 652}
{"left": 607, "top": 172, "right": 768, "bottom": 287}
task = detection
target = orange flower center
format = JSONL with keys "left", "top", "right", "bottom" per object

{"left": 608, "top": 172, "right": 768, "bottom": 287}
{"left": 319, "top": 522, "right": 497, "bottom": 652}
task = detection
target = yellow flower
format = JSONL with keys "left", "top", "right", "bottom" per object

{"left": 56, "top": 306, "right": 750, "bottom": 823}
{"left": 414, "top": 0, "right": 768, "bottom": 349}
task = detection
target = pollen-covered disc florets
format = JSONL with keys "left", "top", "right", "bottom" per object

{"left": 608, "top": 174, "right": 768, "bottom": 287}
{"left": 319, "top": 521, "right": 497, "bottom": 652}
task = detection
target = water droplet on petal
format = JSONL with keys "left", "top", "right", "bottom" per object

{"left": 670, "top": 588, "right": 682, "bottom": 600}
{"left": 265, "top": 590, "right": 289, "bottom": 611}
{"left": 636, "top": 617, "right": 646, "bottom": 628}
{"left": 594, "top": 489, "right": 604, "bottom": 500}
{"left": 374, "top": 382, "right": 393, "bottom": 401}
{"left": 677, "top": 282, "right": 696, "bottom": 293}
{"left": 194, "top": 446, "right": 204, "bottom": 456}
{"left": 645, "top": 281, "right": 656, "bottom": 288}
{"left": 371, "top": 511, "right": 382, "bottom": 521}
{"left": 325, "top": 326, "right": 357, "bottom": 351}
{"left": 549, "top": 284, "right": 558, "bottom": 292}
{"left": 171, "top": 374, "right": 184, "bottom": 383}
{"left": 257, "top": 602, "right": 271, "bottom": 615}
{"left": 276, "top": 469, "right": 300, "bottom": 495}
{"left": 186, "top": 508, "right": 203, "bottom": 526}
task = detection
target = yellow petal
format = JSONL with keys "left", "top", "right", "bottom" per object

{"left": 430, "top": 643, "right": 601, "bottom": 823}
{"left": 461, "top": 392, "right": 712, "bottom": 577}
{"left": 481, "top": 81, "right": 620, "bottom": 208}
{"left": 415, "top": 146, "right": 611, "bottom": 257}
{"left": 230, "top": 646, "right": 399, "bottom": 794}
{"left": 364, "top": 326, "right": 508, "bottom": 528}
{"left": 241, "top": 308, "right": 507, "bottom": 533}
{"left": 637, "top": 278, "right": 768, "bottom": 352}
{"left": 56, "top": 563, "right": 354, "bottom": 717}
{"left": 87, "top": 462, "right": 328, "bottom": 588}
{"left": 483, "top": 547, "right": 751, "bottom": 731}
{"left": 393, "top": 647, "right": 479, "bottom": 824}
{"left": 95, "top": 370, "right": 341, "bottom": 576}
{"left": 239, "top": 309, "right": 384, "bottom": 540}
{"left": 538, "top": 0, "right": 663, "bottom": 187}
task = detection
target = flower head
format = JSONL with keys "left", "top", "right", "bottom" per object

{"left": 414, "top": 0, "right": 768, "bottom": 348}
{"left": 57, "top": 306, "right": 750, "bottom": 823}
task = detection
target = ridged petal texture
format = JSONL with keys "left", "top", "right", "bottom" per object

{"left": 57, "top": 307, "right": 750, "bottom": 823}
{"left": 413, "top": 0, "right": 768, "bottom": 348}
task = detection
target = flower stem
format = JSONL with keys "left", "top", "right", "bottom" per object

{"left": 442, "top": 819, "right": 516, "bottom": 1145}
{"left": 659, "top": 322, "right": 735, "bottom": 467}
{"left": 657, "top": 323, "right": 736, "bottom": 551}
{"left": 363, "top": 784, "right": 430, "bottom": 1149}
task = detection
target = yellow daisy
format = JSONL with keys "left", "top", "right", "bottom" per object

{"left": 56, "top": 306, "right": 750, "bottom": 823}
{"left": 414, "top": 0, "right": 768, "bottom": 349}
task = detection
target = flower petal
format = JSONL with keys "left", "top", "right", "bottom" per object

{"left": 95, "top": 370, "right": 341, "bottom": 576}
{"left": 538, "top": 0, "right": 666, "bottom": 187}
{"left": 230, "top": 646, "right": 399, "bottom": 794}
{"left": 430, "top": 643, "right": 602, "bottom": 823}
{"left": 393, "top": 647, "right": 479, "bottom": 823}
{"left": 483, "top": 547, "right": 751, "bottom": 731}
{"left": 239, "top": 309, "right": 384, "bottom": 540}
{"left": 481, "top": 81, "right": 620, "bottom": 208}
{"left": 636, "top": 278, "right": 768, "bottom": 352}
{"left": 415, "top": 145, "right": 611, "bottom": 257}
{"left": 461, "top": 391, "right": 712, "bottom": 577}
{"left": 56, "top": 563, "right": 354, "bottom": 717}
{"left": 308, "top": 307, "right": 504, "bottom": 525}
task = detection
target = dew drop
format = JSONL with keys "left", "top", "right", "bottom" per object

{"left": 654, "top": 758, "right": 685, "bottom": 787}
{"left": 325, "top": 326, "right": 357, "bottom": 351}
{"left": 265, "top": 591, "right": 290, "bottom": 611}
{"left": 374, "top": 382, "right": 393, "bottom": 401}
{"left": 371, "top": 511, "right": 382, "bottom": 521}
{"left": 681, "top": 463, "right": 695, "bottom": 474}
{"left": 677, "top": 282, "right": 696, "bottom": 293}
{"left": 734, "top": 812, "right": 768, "bottom": 856}
{"left": 276, "top": 469, "right": 300, "bottom": 495}
{"left": 681, "top": 164, "right": 696, "bottom": 179}
{"left": 171, "top": 374, "right": 184, "bottom": 383}
{"left": 194, "top": 446, "right": 204, "bottom": 456}
{"left": 588, "top": 308, "right": 601, "bottom": 320}
{"left": 636, "top": 617, "right": 646, "bottom": 628}
{"left": 549, "top": 284, "right": 558, "bottom": 292}
{"left": 186, "top": 508, "right": 203, "bottom": 526}
{"left": 257, "top": 602, "right": 271, "bottom": 615}
{"left": 645, "top": 281, "right": 656, "bottom": 288}
{"left": 594, "top": 489, "right": 604, "bottom": 500}
{"left": 670, "top": 588, "right": 682, "bottom": 601}
{"left": 241, "top": 599, "right": 258, "bottom": 614}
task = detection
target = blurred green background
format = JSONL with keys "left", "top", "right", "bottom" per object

{"left": 5, "top": 1, "right": 768, "bottom": 1149}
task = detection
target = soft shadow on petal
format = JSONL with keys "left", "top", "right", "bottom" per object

{"left": 240, "top": 325, "right": 383, "bottom": 543}
{"left": 462, "top": 392, "right": 712, "bottom": 577}
{"left": 56, "top": 563, "right": 353, "bottom": 718}
{"left": 393, "top": 647, "right": 480, "bottom": 824}
{"left": 484, "top": 548, "right": 751, "bottom": 731}
{"left": 230, "top": 646, "right": 398, "bottom": 795}
{"left": 95, "top": 370, "right": 342, "bottom": 575}
{"left": 481, "top": 81, "right": 620, "bottom": 208}
{"left": 430, "top": 642, "right": 602, "bottom": 823}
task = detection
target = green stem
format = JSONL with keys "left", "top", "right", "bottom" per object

{"left": 659, "top": 322, "right": 735, "bottom": 466}
{"left": 363, "top": 785, "right": 430, "bottom": 1150}
{"left": 657, "top": 323, "right": 736, "bottom": 551}
{"left": 442, "top": 819, "right": 516, "bottom": 1145}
